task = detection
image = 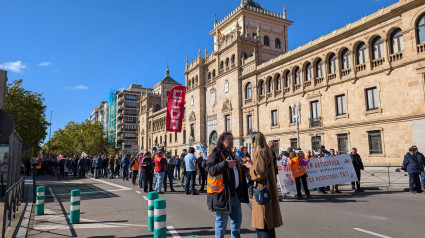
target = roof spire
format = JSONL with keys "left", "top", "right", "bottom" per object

{"left": 214, "top": 14, "right": 217, "bottom": 28}
{"left": 186, "top": 55, "right": 189, "bottom": 66}
{"left": 205, "top": 45, "right": 208, "bottom": 57}
{"left": 283, "top": 5, "right": 287, "bottom": 19}
{"left": 165, "top": 61, "right": 170, "bottom": 77}
{"left": 198, "top": 46, "right": 202, "bottom": 58}
{"left": 240, "top": 0, "right": 244, "bottom": 7}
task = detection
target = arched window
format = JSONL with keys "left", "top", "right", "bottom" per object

{"left": 245, "top": 83, "right": 252, "bottom": 99}
{"left": 166, "top": 91, "right": 169, "bottom": 96}
{"left": 329, "top": 54, "right": 337, "bottom": 73}
{"left": 356, "top": 43, "right": 366, "bottom": 64}
{"left": 208, "top": 72, "right": 211, "bottom": 79}
{"left": 220, "top": 61, "right": 224, "bottom": 69}
{"left": 149, "top": 122, "right": 151, "bottom": 130}
{"left": 192, "top": 78, "right": 195, "bottom": 85}
{"left": 305, "top": 63, "right": 312, "bottom": 81}
{"left": 259, "top": 81, "right": 265, "bottom": 95}
{"left": 316, "top": 59, "right": 323, "bottom": 77}
{"left": 285, "top": 71, "right": 292, "bottom": 87}
{"left": 264, "top": 36, "right": 270, "bottom": 46}
{"left": 155, "top": 104, "right": 160, "bottom": 112}
{"left": 188, "top": 80, "right": 191, "bottom": 86}
{"left": 267, "top": 77, "right": 273, "bottom": 92}
{"left": 275, "top": 74, "right": 282, "bottom": 90}
{"left": 212, "top": 69, "right": 216, "bottom": 77}
{"left": 390, "top": 28, "right": 404, "bottom": 53}
{"left": 372, "top": 36, "right": 384, "bottom": 60}
{"left": 226, "top": 58, "right": 230, "bottom": 67}
{"left": 417, "top": 14, "right": 425, "bottom": 44}
{"left": 231, "top": 55, "right": 236, "bottom": 64}
{"left": 341, "top": 49, "right": 350, "bottom": 69}
{"left": 275, "top": 38, "right": 281, "bottom": 49}
{"left": 195, "top": 76, "right": 198, "bottom": 85}
{"left": 294, "top": 67, "right": 301, "bottom": 84}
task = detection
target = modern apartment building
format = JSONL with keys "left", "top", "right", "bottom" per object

{"left": 116, "top": 84, "right": 152, "bottom": 155}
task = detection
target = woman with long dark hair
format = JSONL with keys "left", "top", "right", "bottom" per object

{"left": 242, "top": 131, "right": 282, "bottom": 238}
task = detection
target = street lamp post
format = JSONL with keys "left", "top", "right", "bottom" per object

{"left": 122, "top": 142, "right": 125, "bottom": 157}
{"left": 291, "top": 102, "right": 302, "bottom": 149}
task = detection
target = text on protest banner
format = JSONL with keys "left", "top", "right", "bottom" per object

{"left": 277, "top": 154, "right": 358, "bottom": 193}
{"left": 166, "top": 86, "right": 186, "bottom": 132}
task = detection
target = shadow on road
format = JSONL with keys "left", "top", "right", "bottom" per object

{"left": 282, "top": 188, "right": 411, "bottom": 203}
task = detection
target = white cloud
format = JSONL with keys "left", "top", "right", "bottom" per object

{"left": 66, "top": 85, "right": 89, "bottom": 90}
{"left": 38, "top": 62, "right": 53, "bottom": 67}
{"left": 0, "top": 61, "right": 27, "bottom": 73}
{"left": 74, "top": 85, "right": 88, "bottom": 90}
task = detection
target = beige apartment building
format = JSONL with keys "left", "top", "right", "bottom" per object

{"left": 116, "top": 84, "right": 152, "bottom": 155}
{"left": 140, "top": 0, "right": 425, "bottom": 165}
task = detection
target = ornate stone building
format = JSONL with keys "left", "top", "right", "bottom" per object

{"left": 140, "top": 0, "right": 425, "bottom": 165}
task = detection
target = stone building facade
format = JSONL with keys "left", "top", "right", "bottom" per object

{"left": 140, "top": 0, "right": 425, "bottom": 165}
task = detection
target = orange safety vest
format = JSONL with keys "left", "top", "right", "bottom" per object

{"left": 207, "top": 152, "right": 242, "bottom": 194}
{"left": 36, "top": 162, "right": 41, "bottom": 170}
{"left": 290, "top": 157, "right": 306, "bottom": 178}
{"left": 131, "top": 158, "right": 139, "bottom": 170}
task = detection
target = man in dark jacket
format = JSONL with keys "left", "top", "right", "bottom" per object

{"left": 412, "top": 146, "right": 425, "bottom": 189}
{"left": 350, "top": 148, "right": 364, "bottom": 192}
{"left": 142, "top": 151, "right": 154, "bottom": 192}
{"left": 197, "top": 153, "right": 207, "bottom": 192}
{"left": 206, "top": 132, "right": 249, "bottom": 238}
{"left": 403, "top": 147, "right": 424, "bottom": 193}
{"left": 121, "top": 154, "right": 130, "bottom": 180}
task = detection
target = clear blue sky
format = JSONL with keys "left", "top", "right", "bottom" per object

{"left": 0, "top": 0, "right": 397, "bottom": 142}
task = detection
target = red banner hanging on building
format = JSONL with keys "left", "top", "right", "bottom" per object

{"left": 166, "top": 86, "right": 186, "bottom": 132}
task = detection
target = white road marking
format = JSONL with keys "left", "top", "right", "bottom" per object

{"left": 143, "top": 196, "right": 148, "bottom": 201}
{"left": 167, "top": 226, "right": 181, "bottom": 238}
{"left": 33, "top": 223, "right": 147, "bottom": 230}
{"left": 89, "top": 178, "right": 132, "bottom": 190}
{"left": 61, "top": 180, "right": 84, "bottom": 184}
{"left": 353, "top": 228, "right": 392, "bottom": 238}
{"left": 136, "top": 191, "right": 141, "bottom": 194}
{"left": 44, "top": 188, "right": 129, "bottom": 197}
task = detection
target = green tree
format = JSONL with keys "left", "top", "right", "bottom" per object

{"left": 4, "top": 79, "right": 49, "bottom": 155}
{"left": 49, "top": 120, "right": 108, "bottom": 156}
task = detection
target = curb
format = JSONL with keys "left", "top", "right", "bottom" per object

{"left": 15, "top": 178, "right": 34, "bottom": 238}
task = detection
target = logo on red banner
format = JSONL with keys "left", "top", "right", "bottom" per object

{"left": 166, "top": 86, "right": 186, "bottom": 132}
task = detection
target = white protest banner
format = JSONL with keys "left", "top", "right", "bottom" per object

{"left": 277, "top": 154, "right": 358, "bottom": 193}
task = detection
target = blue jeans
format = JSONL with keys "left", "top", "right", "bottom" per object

{"left": 122, "top": 167, "right": 129, "bottom": 180}
{"left": 164, "top": 167, "right": 174, "bottom": 190}
{"left": 185, "top": 171, "right": 196, "bottom": 193}
{"left": 138, "top": 170, "right": 143, "bottom": 187}
{"left": 174, "top": 166, "right": 181, "bottom": 178}
{"left": 215, "top": 195, "right": 242, "bottom": 238}
{"left": 420, "top": 171, "right": 425, "bottom": 188}
{"left": 155, "top": 172, "right": 166, "bottom": 192}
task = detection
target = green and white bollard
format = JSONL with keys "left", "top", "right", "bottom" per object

{"left": 154, "top": 198, "right": 167, "bottom": 238}
{"left": 35, "top": 186, "right": 45, "bottom": 215}
{"left": 148, "top": 191, "right": 159, "bottom": 232}
{"left": 70, "top": 189, "right": 80, "bottom": 224}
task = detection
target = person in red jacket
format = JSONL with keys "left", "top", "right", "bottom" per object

{"left": 154, "top": 149, "right": 167, "bottom": 193}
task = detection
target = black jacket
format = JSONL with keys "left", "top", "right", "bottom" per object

{"left": 403, "top": 153, "right": 424, "bottom": 174}
{"left": 206, "top": 147, "right": 249, "bottom": 212}
{"left": 350, "top": 153, "right": 364, "bottom": 171}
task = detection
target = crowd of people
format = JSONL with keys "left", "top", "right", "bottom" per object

{"left": 28, "top": 132, "right": 425, "bottom": 238}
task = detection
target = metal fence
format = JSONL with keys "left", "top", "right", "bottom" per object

{"left": 362, "top": 165, "right": 409, "bottom": 188}
{"left": 2, "top": 177, "right": 24, "bottom": 238}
